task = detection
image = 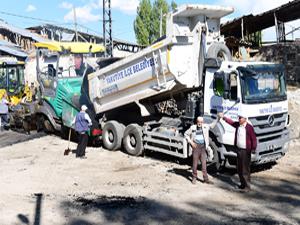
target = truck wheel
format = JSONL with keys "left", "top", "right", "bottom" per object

{"left": 43, "top": 118, "right": 55, "bottom": 133}
{"left": 207, "top": 43, "right": 232, "bottom": 61}
{"left": 123, "top": 124, "right": 144, "bottom": 156}
{"left": 36, "top": 115, "right": 54, "bottom": 133}
{"left": 208, "top": 137, "right": 224, "bottom": 172}
{"left": 102, "top": 121, "right": 124, "bottom": 151}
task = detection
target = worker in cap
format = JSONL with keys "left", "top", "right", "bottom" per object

{"left": 184, "top": 116, "right": 220, "bottom": 185}
{"left": 74, "top": 54, "right": 85, "bottom": 76}
{"left": 218, "top": 112, "right": 257, "bottom": 192}
{"left": 73, "top": 104, "right": 92, "bottom": 158}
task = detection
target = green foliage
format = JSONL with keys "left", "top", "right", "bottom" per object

{"left": 134, "top": 0, "right": 177, "bottom": 46}
{"left": 246, "top": 31, "right": 262, "bottom": 47}
{"left": 134, "top": 0, "right": 152, "bottom": 45}
{"left": 151, "top": 0, "right": 169, "bottom": 43}
{"left": 171, "top": 1, "right": 177, "bottom": 11}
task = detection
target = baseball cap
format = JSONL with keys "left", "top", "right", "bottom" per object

{"left": 238, "top": 112, "right": 247, "bottom": 118}
{"left": 81, "top": 105, "right": 88, "bottom": 111}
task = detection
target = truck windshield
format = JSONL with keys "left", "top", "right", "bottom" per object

{"left": 0, "top": 67, "right": 6, "bottom": 88}
{"left": 8, "top": 66, "right": 24, "bottom": 92}
{"left": 239, "top": 66, "right": 287, "bottom": 104}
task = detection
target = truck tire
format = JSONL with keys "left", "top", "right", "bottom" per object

{"left": 37, "top": 115, "right": 54, "bottom": 133}
{"left": 208, "top": 137, "right": 224, "bottom": 172}
{"left": 102, "top": 121, "right": 124, "bottom": 151}
{"left": 123, "top": 124, "right": 144, "bottom": 156}
{"left": 207, "top": 43, "right": 232, "bottom": 61}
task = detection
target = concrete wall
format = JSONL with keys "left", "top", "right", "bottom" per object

{"left": 257, "top": 42, "right": 300, "bottom": 84}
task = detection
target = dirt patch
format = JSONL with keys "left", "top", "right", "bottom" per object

{"left": 0, "top": 90, "right": 299, "bottom": 225}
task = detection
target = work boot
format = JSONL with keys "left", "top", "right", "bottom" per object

{"left": 203, "top": 179, "right": 214, "bottom": 184}
{"left": 235, "top": 184, "right": 245, "bottom": 190}
{"left": 192, "top": 177, "right": 197, "bottom": 185}
{"left": 239, "top": 187, "right": 251, "bottom": 193}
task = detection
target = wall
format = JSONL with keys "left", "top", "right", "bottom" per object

{"left": 257, "top": 42, "right": 300, "bottom": 84}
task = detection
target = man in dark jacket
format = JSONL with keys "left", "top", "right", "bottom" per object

{"left": 218, "top": 112, "right": 257, "bottom": 192}
{"left": 73, "top": 105, "right": 92, "bottom": 158}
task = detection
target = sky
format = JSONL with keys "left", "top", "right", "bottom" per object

{"left": 0, "top": 0, "right": 299, "bottom": 43}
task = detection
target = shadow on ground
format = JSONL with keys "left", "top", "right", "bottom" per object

{"left": 57, "top": 168, "right": 300, "bottom": 225}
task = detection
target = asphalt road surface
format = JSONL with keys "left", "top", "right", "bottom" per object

{"left": 0, "top": 129, "right": 45, "bottom": 148}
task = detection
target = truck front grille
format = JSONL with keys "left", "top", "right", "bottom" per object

{"left": 249, "top": 113, "right": 287, "bottom": 143}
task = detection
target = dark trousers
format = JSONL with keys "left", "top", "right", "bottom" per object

{"left": 76, "top": 133, "right": 88, "bottom": 157}
{"left": 192, "top": 144, "right": 208, "bottom": 180}
{"left": 0, "top": 114, "right": 9, "bottom": 126}
{"left": 236, "top": 148, "right": 251, "bottom": 189}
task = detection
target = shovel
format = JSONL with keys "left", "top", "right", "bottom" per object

{"left": 64, "top": 128, "right": 72, "bottom": 155}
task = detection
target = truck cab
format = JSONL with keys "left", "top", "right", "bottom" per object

{"left": 204, "top": 61, "right": 289, "bottom": 167}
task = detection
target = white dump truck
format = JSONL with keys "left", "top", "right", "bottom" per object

{"left": 86, "top": 4, "right": 289, "bottom": 169}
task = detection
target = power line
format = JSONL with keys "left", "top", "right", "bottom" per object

{"left": 0, "top": 9, "right": 133, "bottom": 42}
{"left": 0, "top": 10, "right": 103, "bottom": 37}
{"left": 0, "top": 10, "right": 62, "bottom": 24}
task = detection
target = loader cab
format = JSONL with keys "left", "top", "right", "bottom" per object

{"left": 33, "top": 42, "right": 105, "bottom": 132}
{"left": 35, "top": 42, "right": 105, "bottom": 99}
{"left": 36, "top": 49, "right": 88, "bottom": 98}
{"left": 0, "top": 60, "right": 25, "bottom": 104}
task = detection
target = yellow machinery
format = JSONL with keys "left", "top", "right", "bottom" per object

{"left": 0, "top": 57, "right": 26, "bottom": 105}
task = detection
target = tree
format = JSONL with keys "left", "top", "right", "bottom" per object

{"left": 134, "top": 0, "right": 177, "bottom": 46}
{"left": 150, "top": 0, "right": 169, "bottom": 43}
{"left": 134, "top": 0, "right": 152, "bottom": 45}
{"left": 171, "top": 1, "right": 177, "bottom": 12}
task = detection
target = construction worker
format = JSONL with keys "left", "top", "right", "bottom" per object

{"left": 73, "top": 105, "right": 92, "bottom": 158}
{"left": 218, "top": 112, "right": 257, "bottom": 192}
{"left": 0, "top": 92, "right": 10, "bottom": 130}
{"left": 74, "top": 54, "right": 85, "bottom": 76}
{"left": 184, "top": 116, "right": 219, "bottom": 184}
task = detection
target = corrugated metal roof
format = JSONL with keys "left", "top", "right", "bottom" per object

{"left": 28, "top": 23, "right": 143, "bottom": 47}
{"left": 0, "top": 40, "right": 18, "bottom": 47}
{"left": 221, "top": 0, "right": 300, "bottom": 38}
{"left": 0, "top": 20, "right": 47, "bottom": 42}
{"left": 0, "top": 45, "right": 27, "bottom": 58}
{"left": 0, "top": 39, "right": 27, "bottom": 58}
{"left": 61, "top": 32, "right": 75, "bottom": 42}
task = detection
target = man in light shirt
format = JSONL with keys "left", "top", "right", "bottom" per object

{"left": 218, "top": 112, "right": 257, "bottom": 192}
{"left": 184, "top": 116, "right": 219, "bottom": 185}
{"left": 0, "top": 92, "right": 10, "bottom": 130}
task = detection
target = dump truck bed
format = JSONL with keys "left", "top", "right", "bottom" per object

{"left": 88, "top": 4, "right": 233, "bottom": 115}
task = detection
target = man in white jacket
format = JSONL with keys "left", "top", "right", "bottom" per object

{"left": 184, "top": 116, "right": 219, "bottom": 184}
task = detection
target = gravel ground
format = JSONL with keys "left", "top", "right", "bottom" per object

{"left": 0, "top": 90, "right": 299, "bottom": 225}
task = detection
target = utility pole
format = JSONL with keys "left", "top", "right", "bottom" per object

{"left": 103, "top": 0, "right": 113, "bottom": 57}
{"left": 159, "top": 8, "right": 163, "bottom": 37}
{"left": 73, "top": 6, "right": 78, "bottom": 42}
